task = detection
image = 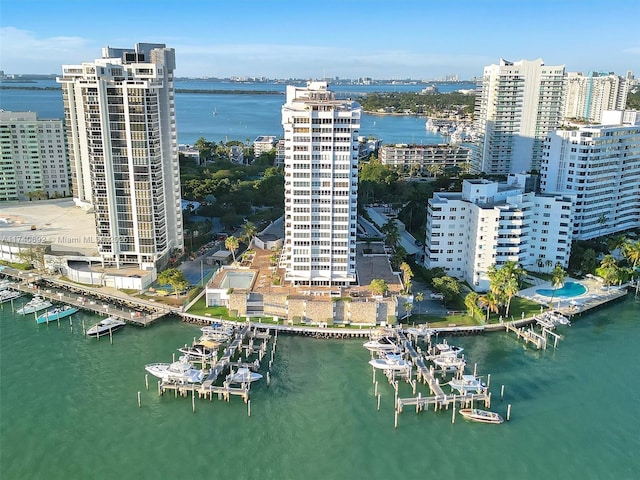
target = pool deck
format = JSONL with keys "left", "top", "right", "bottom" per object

{"left": 517, "top": 277, "right": 629, "bottom": 316}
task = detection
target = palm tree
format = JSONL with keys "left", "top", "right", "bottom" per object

{"left": 503, "top": 277, "right": 520, "bottom": 316}
{"left": 478, "top": 291, "right": 499, "bottom": 323}
{"left": 622, "top": 240, "right": 640, "bottom": 270}
{"left": 381, "top": 220, "right": 400, "bottom": 249}
{"left": 404, "top": 301, "right": 413, "bottom": 320}
{"left": 414, "top": 292, "right": 424, "bottom": 316}
{"left": 464, "top": 292, "right": 480, "bottom": 319}
{"left": 225, "top": 235, "right": 239, "bottom": 263}
{"left": 548, "top": 264, "right": 567, "bottom": 306}
{"left": 241, "top": 221, "right": 258, "bottom": 246}
{"left": 399, "top": 262, "right": 413, "bottom": 292}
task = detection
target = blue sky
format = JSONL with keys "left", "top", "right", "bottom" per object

{"left": 1, "top": 0, "right": 638, "bottom": 79}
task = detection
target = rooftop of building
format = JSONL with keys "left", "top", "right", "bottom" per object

{"left": 0, "top": 198, "right": 97, "bottom": 256}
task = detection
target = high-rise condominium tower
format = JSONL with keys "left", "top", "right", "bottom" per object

{"left": 562, "top": 72, "right": 630, "bottom": 123}
{"left": 58, "top": 43, "right": 183, "bottom": 270}
{"left": 282, "top": 82, "right": 360, "bottom": 286}
{"left": 473, "top": 59, "right": 565, "bottom": 174}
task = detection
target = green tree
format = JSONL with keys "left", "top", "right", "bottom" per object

{"left": 464, "top": 292, "right": 480, "bottom": 319}
{"left": 241, "top": 221, "right": 258, "bottom": 246}
{"left": 431, "top": 275, "right": 460, "bottom": 307}
{"left": 16, "top": 246, "right": 47, "bottom": 272}
{"left": 596, "top": 254, "right": 620, "bottom": 286}
{"left": 399, "top": 262, "right": 414, "bottom": 292}
{"left": 478, "top": 291, "right": 499, "bottom": 323}
{"left": 414, "top": 291, "right": 424, "bottom": 316}
{"left": 622, "top": 240, "right": 640, "bottom": 270}
{"left": 548, "top": 264, "right": 567, "bottom": 306}
{"left": 225, "top": 235, "right": 240, "bottom": 263}
{"left": 369, "top": 278, "right": 389, "bottom": 297}
{"left": 157, "top": 268, "right": 189, "bottom": 297}
{"left": 503, "top": 277, "right": 520, "bottom": 316}
{"left": 382, "top": 220, "right": 400, "bottom": 249}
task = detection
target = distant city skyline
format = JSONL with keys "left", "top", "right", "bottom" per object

{"left": 0, "top": 0, "right": 638, "bottom": 80}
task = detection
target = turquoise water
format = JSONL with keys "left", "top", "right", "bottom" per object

{"left": 0, "top": 81, "right": 470, "bottom": 145}
{"left": 536, "top": 281, "right": 587, "bottom": 298}
{"left": 1, "top": 294, "right": 639, "bottom": 479}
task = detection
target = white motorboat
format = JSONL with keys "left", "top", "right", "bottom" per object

{"left": 86, "top": 317, "right": 126, "bottom": 337}
{"left": 178, "top": 343, "right": 216, "bottom": 360}
{"left": 459, "top": 408, "right": 503, "bottom": 424}
{"left": 368, "top": 353, "right": 411, "bottom": 371}
{"left": 145, "top": 356, "right": 205, "bottom": 384}
{"left": 201, "top": 324, "right": 233, "bottom": 341}
{"left": 16, "top": 296, "right": 53, "bottom": 314}
{"left": 198, "top": 335, "right": 224, "bottom": 349}
{"left": 548, "top": 311, "right": 571, "bottom": 326}
{"left": 405, "top": 326, "right": 435, "bottom": 338}
{"left": 433, "top": 339, "right": 464, "bottom": 356}
{"left": 432, "top": 354, "right": 466, "bottom": 370}
{"left": 363, "top": 336, "right": 401, "bottom": 353}
{"left": 0, "top": 289, "right": 22, "bottom": 303}
{"left": 226, "top": 367, "right": 263, "bottom": 384}
{"left": 448, "top": 374, "right": 486, "bottom": 394}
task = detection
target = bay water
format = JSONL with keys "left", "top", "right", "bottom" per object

{"left": 1, "top": 294, "right": 639, "bottom": 479}
{"left": 0, "top": 80, "right": 474, "bottom": 145}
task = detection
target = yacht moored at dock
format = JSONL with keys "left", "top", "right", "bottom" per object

{"left": 226, "top": 367, "right": 263, "bottom": 384}
{"left": 16, "top": 296, "right": 52, "bottom": 314}
{"left": 145, "top": 356, "right": 205, "bottom": 384}
{"left": 86, "top": 317, "right": 127, "bottom": 337}
{"left": 36, "top": 305, "right": 78, "bottom": 324}
{"left": 368, "top": 353, "right": 411, "bottom": 371}
{"left": 448, "top": 374, "right": 486, "bottom": 394}
{"left": 0, "top": 289, "right": 22, "bottom": 303}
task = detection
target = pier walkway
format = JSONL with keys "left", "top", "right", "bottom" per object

{"left": 1, "top": 269, "right": 171, "bottom": 326}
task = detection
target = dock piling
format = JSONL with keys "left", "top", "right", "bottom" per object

{"left": 507, "top": 403, "right": 512, "bottom": 421}
{"left": 145, "top": 374, "right": 149, "bottom": 390}
{"left": 137, "top": 391, "right": 141, "bottom": 407}
{"left": 377, "top": 394, "right": 381, "bottom": 411}
{"left": 248, "top": 399, "right": 251, "bottom": 417}
{"left": 501, "top": 384, "right": 505, "bottom": 400}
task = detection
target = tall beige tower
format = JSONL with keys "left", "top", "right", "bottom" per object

{"left": 57, "top": 43, "right": 183, "bottom": 270}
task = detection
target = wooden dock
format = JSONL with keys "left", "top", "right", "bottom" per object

{"left": 155, "top": 324, "right": 275, "bottom": 406}
{"left": 0, "top": 272, "right": 171, "bottom": 326}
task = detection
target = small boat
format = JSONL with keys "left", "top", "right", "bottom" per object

{"left": 368, "top": 353, "right": 411, "bottom": 371}
{"left": 433, "top": 339, "right": 464, "bottom": 356}
{"left": 459, "top": 408, "right": 504, "bottom": 424}
{"left": 16, "top": 296, "right": 52, "bottom": 314}
{"left": 0, "top": 289, "right": 22, "bottom": 303}
{"left": 363, "top": 336, "right": 401, "bottom": 353}
{"left": 86, "top": 317, "right": 126, "bottom": 337}
{"left": 198, "top": 335, "right": 223, "bottom": 349}
{"left": 405, "top": 326, "right": 435, "bottom": 338}
{"left": 226, "top": 367, "right": 262, "bottom": 384}
{"left": 432, "top": 354, "right": 466, "bottom": 370}
{"left": 178, "top": 343, "right": 216, "bottom": 360}
{"left": 201, "top": 324, "right": 234, "bottom": 341}
{"left": 448, "top": 374, "right": 486, "bottom": 394}
{"left": 145, "top": 356, "right": 205, "bottom": 384}
{"left": 36, "top": 305, "right": 78, "bottom": 324}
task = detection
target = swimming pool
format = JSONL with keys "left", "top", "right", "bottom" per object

{"left": 536, "top": 281, "right": 587, "bottom": 298}
{"left": 219, "top": 270, "right": 256, "bottom": 289}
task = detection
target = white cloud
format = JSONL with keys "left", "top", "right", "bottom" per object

{"left": 0, "top": 27, "right": 97, "bottom": 73}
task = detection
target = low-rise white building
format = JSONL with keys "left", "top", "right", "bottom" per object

{"left": 540, "top": 110, "right": 640, "bottom": 240}
{"left": 379, "top": 143, "right": 470, "bottom": 175}
{"left": 425, "top": 175, "right": 573, "bottom": 291}
{"left": 253, "top": 135, "right": 277, "bottom": 157}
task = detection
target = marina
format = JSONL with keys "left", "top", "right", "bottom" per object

{"left": 1, "top": 292, "right": 639, "bottom": 479}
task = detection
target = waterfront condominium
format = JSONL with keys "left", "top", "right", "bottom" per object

{"left": 281, "top": 81, "right": 360, "bottom": 286}
{"left": 473, "top": 58, "right": 565, "bottom": 175}
{"left": 540, "top": 110, "right": 640, "bottom": 240}
{"left": 425, "top": 174, "right": 573, "bottom": 292}
{"left": 57, "top": 43, "right": 183, "bottom": 270}
{"left": 562, "top": 71, "right": 630, "bottom": 124}
{"left": 0, "top": 111, "right": 70, "bottom": 201}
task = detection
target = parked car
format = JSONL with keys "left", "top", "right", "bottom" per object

{"left": 430, "top": 293, "right": 444, "bottom": 300}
